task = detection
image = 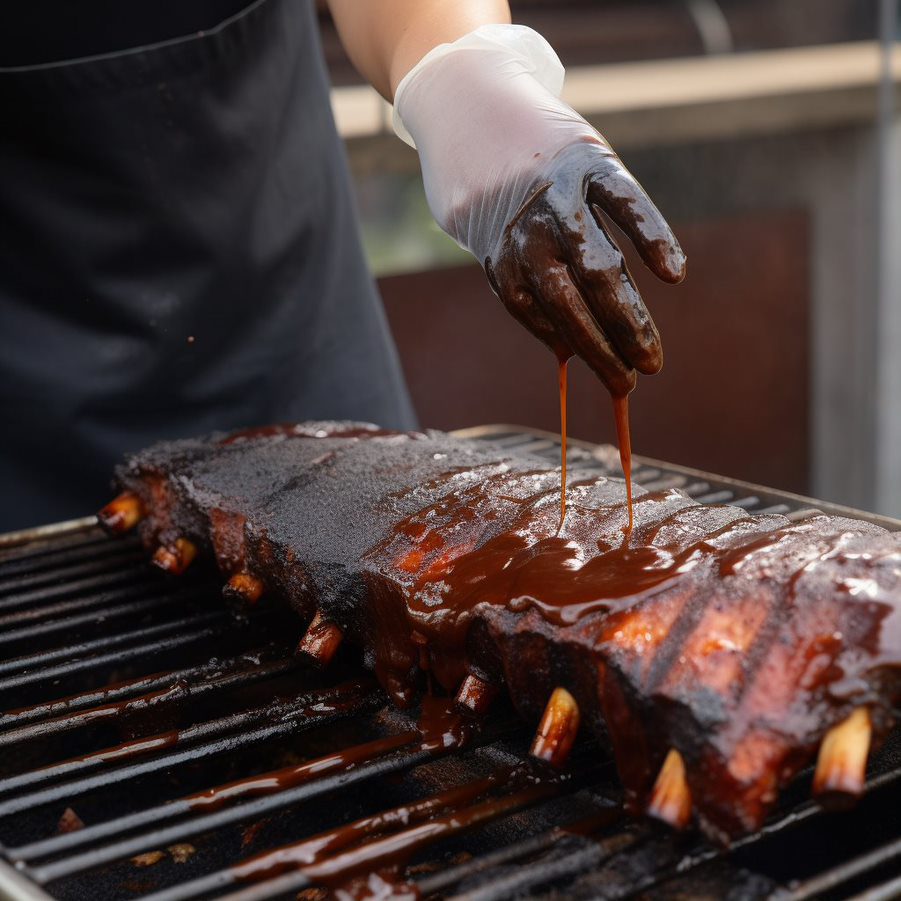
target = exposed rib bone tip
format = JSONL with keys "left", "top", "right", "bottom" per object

{"left": 295, "top": 611, "right": 343, "bottom": 668}
{"left": 648, "top": 749, "right": 692, "bottom": 829}
{"left": 97, "top": 492, "right": 144, "bottom": 534}
{"left": 530, "top": 687, "right": 580, "bottom": 769}
{"left": 455, "top": 674, "right": 499, "bottom": 716}
{"left": 152, "top": 537, "right": 198, "bottom": 575}
{"left": 813, "top": 707, "right": 872, "bottom": 800}
{"left": 223, "top": 571, "right": 264, "bottom": 605}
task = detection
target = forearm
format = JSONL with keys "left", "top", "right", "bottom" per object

{"left": 328, "top": 3, "right": 684, "bottom": 399}
{"left": 326, "top": 0, "right": 511, "bottom": 100}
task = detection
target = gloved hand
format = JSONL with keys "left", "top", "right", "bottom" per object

{"left": 394, "top": 25, "right": 686, "bottom": 397}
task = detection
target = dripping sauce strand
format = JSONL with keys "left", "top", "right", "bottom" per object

{"left": 557, "top": 354, "right": 569, "bottom": 529}
{"left": 612, "top": 393, "right": 634, "bottom": 533}
{"left": 554, "top": 354, "right": 633, "bottom": 534}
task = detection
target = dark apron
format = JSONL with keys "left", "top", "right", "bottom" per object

{"left": 0, "top": 0, "right": 416, "bottom": 531}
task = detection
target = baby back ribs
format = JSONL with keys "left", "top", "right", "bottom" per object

{"left": 98, "top": 422, "right": 901, "bottom": 842}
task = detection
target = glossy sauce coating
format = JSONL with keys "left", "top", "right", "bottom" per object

{"left": 232, "top": 762, "right": 563, "bottom": 892}
{"left": 612, "top": 393, "right": 634, "bottom": 533}
{"left": 364, "top": 467, "right": 901, "bottom": 796}
{"left": 558, "top": 354, "right": 569, "bottom": 528}
{"left": 113, "top": 422, "right": 901, "bottom": 844}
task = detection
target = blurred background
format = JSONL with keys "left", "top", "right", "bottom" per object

{"left": 319, "top": 1, "right": 900, "bottom": 516}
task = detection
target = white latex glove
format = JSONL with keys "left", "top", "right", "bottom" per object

{"left": 394, "top": 25, "right": 686, "bottom": 396}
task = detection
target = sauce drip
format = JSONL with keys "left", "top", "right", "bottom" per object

{"left": 612, "top": 394, "right": 634, "bottom": 533}
{"left": 186, "top": 696, "right": 475, "bottom": 814}
{"left": 231, "top": 772, "right": 504, "bottom": 885}
{"left": 185, "top": 733, "right": 416, "bottom": 812}
{"left": 269, "top": 771, "right": 560, "bottom": 893}
{"left": 557, "top": 354, "right": 570, "bottom": 529}
{"left": 230, "top": 763, "right": 563, "bottom": 896}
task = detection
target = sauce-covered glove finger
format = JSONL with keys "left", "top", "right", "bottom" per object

{"left": 568, "top": 201, "right": 663, "bottom": 375}
{"left": 524, "top": 254, "right": 637, "bottom": 396}
{"left": 394, "top": 24, "right": 684, "bottom": 395}
{"left": 485, "top": 258, "right": 570, "bottom": 361}
{"left": 528, "top": 173, "right": 663, "bottom": 375}
{"left": 586, "top": 155, "right": 686, "bottom": 285}
{"left": 491, "top": 192, "right": 637, "bottom": 394}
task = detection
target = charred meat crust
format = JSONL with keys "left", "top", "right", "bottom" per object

{"left": 106, "top": 421, "right": 901, "bottom": 841}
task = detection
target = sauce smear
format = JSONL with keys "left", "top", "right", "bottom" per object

{"left": 612, "top": 394, "right": 634, "bottom": 533}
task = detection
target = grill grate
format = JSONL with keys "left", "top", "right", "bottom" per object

{"left": 0, "top": 425, "right": 899, "bottom": 901}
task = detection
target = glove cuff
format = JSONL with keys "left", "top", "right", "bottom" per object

{"left": 392, "top": 24, "right": 566, "bottom": 148}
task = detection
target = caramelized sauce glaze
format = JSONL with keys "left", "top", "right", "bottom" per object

{"left": 364, "top": 463, "right": 899, "bottom": 716}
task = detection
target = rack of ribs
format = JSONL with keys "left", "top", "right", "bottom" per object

{"left": 98, "top": 422, "right": 901, "bottom": 843}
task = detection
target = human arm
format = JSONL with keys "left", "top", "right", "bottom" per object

{"left": 327, "top": 2, "right": 686, "bottom": 396}
{"left": 326, "top": 0, "right": 510, "bottom": 100}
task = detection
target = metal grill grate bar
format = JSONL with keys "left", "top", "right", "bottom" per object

{"left": 0, "top": 651, "right": 297, "bottom": 749}
{"left": 786, "top": 835, "right": 901, "bottom": 901}
{"left": 0, "top": 530, "right": 128, "bottom": 570}
{"left": 26, "top": 729, "right": 506, "bottom": 884}
{"left": 0, "top": 569, "right": 165, "bottom": 613}
{"left": 0, "top": 646, "right": 292, "bottom": 730}
{"left": 0, "top": 550, "right": 146, "bottom": 596}
{"left": 447, "top": 836, "right": 643, "bottom": 901}
{"left": 848, "top": 872, "right": 901, "bottom": 901}
{"left": 138, "top": 772, "right": 576, "bottom": 901}
{"left": 1, "top": 688, "right": 343, "bottom": 797}
{"left": 0, "top": 681, "right": 379, "bottom": 824}
{"left": 0, "top": 582, "right": 201, "bottom": 630}
{"left": 418, "top": 810, "right": 632, "bottom": 900}
{"left": 0, "top": 618, "right": 228, "bottom": 695}
{"left": 0, "top": 593, "right": 203, "bottom": 650}
{"left": 0, "top": 611, "right": 227, "bottom": 681}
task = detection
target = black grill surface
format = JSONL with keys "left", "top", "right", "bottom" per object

{"left": 0, "top": 425, "right": 899, "bottom": 901}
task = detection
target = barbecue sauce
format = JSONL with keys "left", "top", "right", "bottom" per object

{"left": 229, "top": 772, "right": 503, "bottom": 885}
{"left": 231, "top": 763, "right": 563, "bottom": 894}
{"left": 612, "top": 393, "right": 634, "bottom": 533}
{"left": 184, "top": 732, "right": 416, "bottom": 812}
{"left": 363, "top": 461, "right": 900, "bottom": 710}
{"left": 301, "top": 781, "right": 557, "bottom": 894}
{"left": 558, "top": 354, "right": 569, "bottom": 529}
{"left": 553, "top": 354, "right": 632, "bottom": 532}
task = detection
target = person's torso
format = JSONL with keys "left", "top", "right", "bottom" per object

{"left": 0, "top": 0, "right": 415, "bottom": 529}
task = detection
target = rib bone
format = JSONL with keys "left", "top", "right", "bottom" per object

{"left": 530, "top": 687, "right": 580, "bottom": 768}
{"left": 648, "top": 749, "right": 692, "bottom": 829}
{"left": 296, "top": 611, "right": 344, "bottom": 667}
{"left": 223, "top": 571, "right": 264, "bottom": 605}
{"left": 152, "top": 538, "right": 198, "bottom": 575}
{"left": 813, "top": 707, "right": 872, "bottom": 800}
{"left": 455, "top": 674, "right": 499, "bottom": 716}
{"left": 97, "top": 492, "right": 144, "bottom": 534}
